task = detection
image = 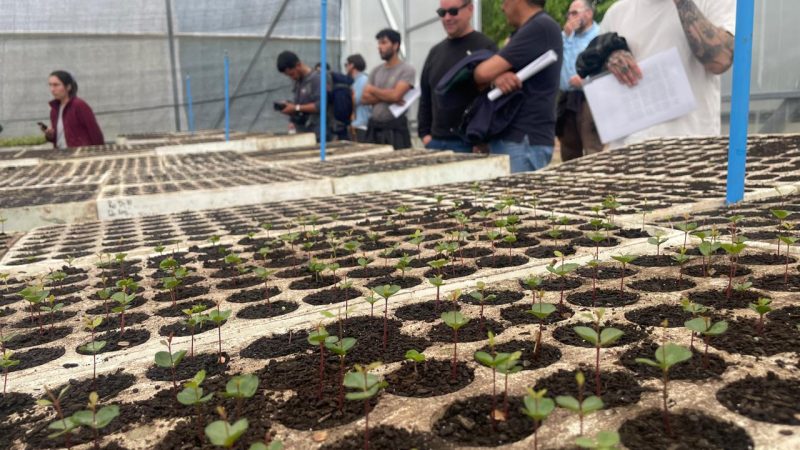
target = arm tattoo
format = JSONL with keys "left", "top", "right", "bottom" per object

{"left": 673, "top": 0, "right": 734, "bottom": 72}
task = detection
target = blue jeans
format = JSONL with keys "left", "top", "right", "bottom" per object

{"left": 424, "top": 137, "right": 473, "bottom": 153}
{"left": 489, "top": 136, "right": 553, "bottom": 173}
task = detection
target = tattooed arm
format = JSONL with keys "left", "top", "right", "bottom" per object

{"left": 673, "top": 0, "right": 734, "bottom": 74}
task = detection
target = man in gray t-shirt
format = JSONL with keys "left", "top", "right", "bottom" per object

{"left": 362, "top": 28, "right": 416, "bottom": 149}
{"left": 276, "top": 51, "right": 332, "bottom": 142}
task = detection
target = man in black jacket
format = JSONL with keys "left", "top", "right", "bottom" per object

{"left": 418, "top": 0, "right": 497, "bottom": 153}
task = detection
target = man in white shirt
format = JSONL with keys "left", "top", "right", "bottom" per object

{"left": 599, "top": 0, "right": 735, "bottom": 147}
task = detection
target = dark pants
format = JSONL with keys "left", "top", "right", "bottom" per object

{"left": 556, "top": 90, "right": 603, "bottom": 162}
{"left": 365, "top": 116, "right": 411, "bottom": 150}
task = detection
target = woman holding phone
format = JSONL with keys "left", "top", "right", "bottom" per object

{"left": 42, "top": 71, "right": 104, "bottom": 149}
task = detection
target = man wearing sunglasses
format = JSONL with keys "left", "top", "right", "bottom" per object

{"left": 473, "top": 0, "right": 562, "bottom": 173}
{"left": 418, "top": 0, "right": 497, "bottom": 154}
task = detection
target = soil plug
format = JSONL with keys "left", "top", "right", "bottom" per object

{"left": 205, "top": 406, "right": 248, "bottom": 449}
{"left": 222, "top": 373, "right": 259, "bottom": 420}
{"left": 635, "top": 343, "right": 692, "bottom": 436}
{"left": 611, "top": 254, "right": 637, "bottom": 296}
{"left": 684, "top": 316, "right": 727, "bottom": 369}
{"left": 307, "top": 324, "right": 330, "bottom": 401}
{"left": 575, "top": 430, "right": 621, "bottom": 449}
{"left": 520, "top": 388, "right": 555, "bottom": 450}
{"left": 748, "top": 297, "right": 772, "bottom": 336}
{"left": 344, "top": 362, "right": 387, "bottom": 450}
{"left": 39, "top": 385, "right": 76, "bottom": 449}
{"left": 178, "top": 370, "right": 214, "bottom": 441}
{"left": 442, "top": 311, "right": 470, "bottom": 381}
{"left": 555, "top": 371, "right": 603, "bottom": 436}
{"left": 404, "top": 349, "right": 425, "bottom": 377}
{"left": 573, "top": 309, "right": 624, "bottom": 396}
{"left": 72, "top": 391, "right": 120, "bottom": 450}
{"left": 0, "top": 349, "right": 19, "bottom": 394}
{"left": 325, "top": 336, "right": 357, "bottom": 413}
{"left": 154, "top": 333, "right": 187, "bottom": 390}
{"left": 372, "top": 284, "right": 401, "bottom": 354}
{"left": 80, "top": 316, "right": 106, "bottom": 383}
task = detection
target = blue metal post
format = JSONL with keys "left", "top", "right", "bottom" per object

{"left": 224, "top": 52, "right": 230, "bottom": 141}
{"left": 185, "top": 75, "right": 195, "bottom": 134}
{"left": 726, "top": 0, "right": 755, "bottom": 205}
{"left": 320, "top": 0, "right": 328, "bottom": 161}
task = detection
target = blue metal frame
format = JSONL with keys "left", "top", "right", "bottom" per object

{"left": 726, "top": 0, "right": 755, "bottom": 205}
{"left": 320, "top": 0, "right": 328, "bottom": 161}
{"left": 185, "top": 75, "right": 195, "bottom": 134}
{"left": 224, "top": 52, "right": 231, "bottom": 141}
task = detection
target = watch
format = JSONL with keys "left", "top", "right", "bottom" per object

{"left": 295, "top": 104, "right": 301, "bottom": 113}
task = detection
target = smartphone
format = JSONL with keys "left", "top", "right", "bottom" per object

{"left": 273, "top": 102, "right": 286, "bottom": 111}
{"left": 37, "top": 122, "right": 48, "bottom": 131}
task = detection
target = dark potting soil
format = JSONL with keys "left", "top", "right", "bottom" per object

{"left": 716, "top": 372, "right": 800, "bottom": 425}
{"left": 302, "top": 287, "right": 362, "bottom": 306}
{"left": 7, "top": 346, "right": 65, "bottom": 372}
{"left": 274, "top": 266, "right": 309, "bottom": 278}
{"left": 618, "top": 409, "right": 754, "bottom": 450}
{"left": 240, "top": 329, "right": 310, "bottom": 360}
{"left": 145, "top": 353, "right": 229, "bottom": 382}
{"left": 53, "top": 369, "right": 137, "bottom": 416}
{"left": 567, "top": 289, "right": 640, "bottom": 307}
{"left": 225, "top": 287, "right": 281, "bottom": 304}
{"left": 688, "top": 288, "right": 763, "bottom": 309}
{"left": 275, "top": 381, "right": 379, "bottom": 431}
{"left": 538, "top": 230, "right": 583, "bottom": 240}
{"left": 147, "top": 252, "right": 193, "bottom": 268}
{"left": 681, "top": 264, "right": 753, "bottom": 278}
{"left": 47, "top": 282, "right": 87, "bottom": 297}
{"left": 215, "top": 276, "right": 263, "bottom": 290}
{"left": 538, "top": 276, "right": 583, "bottom": 292}
{"left": 460, "top": 289, "right": 525, "bottom": 306}
{"left": 11, "top": 311, "right": 77, "bottom": 329}
{"left": 264, "top": 256, "right": 309, "bottom": 269}
{"left": 476, "top": 254, "right": 530, "bottom": 269}
{"left": 767, "top": 306, "right": 800, "bottom": 326}
{"left": 624, "top": 304, "right": 700, "bottom": 328}
{"left": 752, "top": 274, "right": 800, "bottom": 292}
{"left": 0, "top": 392, "right": 34, "bottom": 422}
{"left": 570, "top": 236, "right": 620, "bottom": 248}
{"left": 347, "top": 266, "right": 395, "bottom": 278}
{"left": 533, "top": 368, "right": 645, "bottom": 408}
{"left": 423, "top": 265, "right": 478, "bottom": 281}
{"left": 340, "top": 316, "right": 431, "bottom": 365}
{"left": 576, "top": 266, "right": 638, "bottom": 280}
{"left": 458, "top": 246, "right": 495, "bottom": 259}
{"left": 433, "top": 395, "right": 534, "bottom": 446}
{"left": 495, "top": 234, "right": 540, "bottom": 248}
{"left": 477, "top": 339, "right": 562, "bottom": 371}
{"left": 630, "top": 255, "right": 680, "bottom": 267}
{"left": 288, "top": 275, "right": 341, "bottom": 290}
{"left": 552, "top": 322, "right": 647, "bottom": 348}
{"left": 628, "top": 277, "right": 696, "bottom": 292}
{"left": 152, "top": 285, "right": 210, "bottom": 303}
{"left": 155, "top": 299, "right": 216, "bottom": 318}
{"left": 237, "top": 301, "right": 299, "bottom": 319}
{"left": 86, "top": 296, "right": 148, "bottom": 315}
{"left": 394, "top": 300, "right": 459, "bottom": 322}
{"left": 525, "top": 244, "right": 576, "bottom": 259}
{"left": 709, "top": 317, "right": 800, "bottom": 357}
{"left": 76, "top": 328, "right": 150, "bottom": 354}
{"left": 618, "top": 341, "right": 727, "bottom": 380}
{"left": 94, "top": 312, "right": 149, "bottom": 332}
{"left": 428, "top": 318, "right": 505, "bottom": 343}
{"left": 499, "top": 303, "right": 574, "bottom": 326}
{"left": 159, "top": 317, "right": 225, "bottom": 338}
{"left": 738, "top": 253, "right": 796, "bottom": 265}
{"left": 615, "top": 229, "right": 650, "bottom": 239}
{"left": 385, "top": 359, "right": 474, "bottom": 397}
{"left": 320, "top": 425, "right": 443, "bottom": 450}
{"left": 365, "top": 276, "right": 422, "bottom": 289}
{"left": 6, "top": 326, "right": 71, "bottom": 350}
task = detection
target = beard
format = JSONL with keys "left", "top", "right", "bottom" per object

{"left": 380, "top": 48, "right": 395, "bottom": 61}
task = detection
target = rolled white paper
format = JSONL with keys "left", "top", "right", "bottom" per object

{"left": 487, "top": 49, "right": 559, "bottom": 101}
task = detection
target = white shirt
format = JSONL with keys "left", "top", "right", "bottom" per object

{"left": 56, "top": 103, "right": 67, "bottom": 149}
{"left": 600, "top": 0, "right": 735, "bottom": 147}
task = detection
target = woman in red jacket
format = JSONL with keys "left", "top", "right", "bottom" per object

{"left": 43, "top": 71, "right": 104, "bottom": 149}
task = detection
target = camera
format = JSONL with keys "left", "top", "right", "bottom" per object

{"left": 273, "top": 102, "right": 286, "bottom": 111}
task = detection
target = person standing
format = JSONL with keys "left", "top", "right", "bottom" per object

{"left": 473, "top": 0, "right": 562, "bottom": 172}
{"left": 362, "top": 29, "right": 416, "bottom": 150}
{"left": 556, "top": 0, "right": 601, "bottom": 162}
{"left": 44, "top": 71, "right": 104, "bottom": 149}
{"left": 418, "top": 0, "right": 497, "bottom": 153}
{"left": 276, "top": 51, "right": 332, "bottom": 142}
{"left": 345, "top": 54, "right": 371, "bottom": 142}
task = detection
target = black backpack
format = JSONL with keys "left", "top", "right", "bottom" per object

{"left": 330, "top": 72, "right": 354, "bottom": 124}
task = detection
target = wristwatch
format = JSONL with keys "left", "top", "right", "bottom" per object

{"left": 295, "top": 104, "right": 301, "bottom": 113}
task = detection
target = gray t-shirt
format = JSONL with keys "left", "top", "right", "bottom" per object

{"left": 367, "top": 61, "right": 416, "bottom": 122}
{"left": 292, "top": 70, "right": 333, "bottom": 137}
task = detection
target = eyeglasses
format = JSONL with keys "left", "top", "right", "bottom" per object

{"left": 568, "top": 10, "right": 584, "bottom": 16}
{"left": 436, "top": 3, "right": 469, "bottom": 18}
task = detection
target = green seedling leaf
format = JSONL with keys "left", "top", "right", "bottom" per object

{"left": 599, "top": 328, "right": 624, "bottom": 346}
{"left": 575, "top": 430, "right": 621, "bottom": 449}
{"left": 79, "top": 341, "right": 107, "bottom": 355}
{"left": 573, "top": 326, "right": 599, "bottom": 345}
{"left": 528, "top": 303, "right": 556, "bottom": 320}
{"left": 520, "top": 388, "right": 555, "bottom": 421}
{"left": 635, "top": 343, "right": 692, "bottom": 370}
{"left": 154, "top": 350, "right": 187, "bottom": 368}
{"left": 441, "top": 311, "right": 470, "bottom": 331}
{"left": 404, "top": 349, "right": 425, "bottom": 363}
{"left": 205, "top": 418, "right": 249, "bottom": 448}
{"left": 224, "top": 374, "right": 259, "bottom": 399}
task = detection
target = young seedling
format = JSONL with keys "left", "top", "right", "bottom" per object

{"left": 441, "top": 311, "right": 470, "bottom": 381}
{"left": 0, "top": 349, "right": 19, "bottom": 394}
{"left": 307, "top": 259, "right": 328, "bottom": 283}
{"left": 427, "top": 274, "right": 445, "bottom": 307}
{"left": 546, "top": 259, "right": 579, "bottom": 305}
{"left": 372, "top": 284, "right": 401, "bottom": 354}
{"left": 395, "top": 255, "right": 411, "bottom": 280}
{"left": 647, "top": 232, "right": 669, "bottom": 256}
{"left": 520, "top": 388, "right": 555, "bottom": 450}
{"left": 79, "top": 317, "right": 106, "bottom": 383}
{"left": 72, "top": 391, "right": 120, "bottom": 450}
{"left": 38, "top": 386, "right": 76, "bottom": 449}
{"left": 208, "top": 308, "right": 232, "bottom": 361}
{"left": 19, "top": 284, "right": 49, "bottom": 333}
{"left": 364, "top": 291, "right": 379, "bottom": 317}
{"left": 252, "top": 267, "right": 276, "bottom": 305}
{"left": 154, "top": 333, "right": 186, "bottom": 390}
{"left": 178, "top": 369, "right": 214, "bottom": 441}
{"left": 575, "top": 431, "right": 621, "bottom": 450}
{"left": 325, "top": 336, "right": 357, "bottom": 413}
{"left": 111, "top": 289, "right": 135, "bottom": 334}
{"left": 778, "top": 235, "right": 797, "bottom": 284}
{"left": 40, "top": 294, "right": 65, "bottom": 330}
{"left": 749, "top": 297, "right": 772, "bottom": 335}
{"left": 574, "top": 309, "right": 624, "bottom": 396}
{"left": 427, "top": 258, "right": 447, "bottom": 279}
{"left": 404, "top": 349, "right": 426, "bottom": 377}
{"left": 771, "top": 209, "right": 791, "bottom": 254}
{"left": 635, "top": 343, "right": 693, "bottom": 436}
{"left": 308, "top": 323, "right": 330, "bottom": 401}
{"left": 675, "top": 219, "right": 699, "bottom": 251}
{"left": 496, "top": 350, "right": 522, "bottom": 417}
{"left": 610, "top": 254, "right": 637, "bottom": 296}
{"left": 469, "top": 281, "right": 496, "bottom": 332}
{"left": 555, "top": 371, "right": 603, "bottom": 436}
{"left": 684, "top": 316, "right": 728, "bottom": 369}
{"left": 408, "top": 229, "right": 425, "bottom": 255}
{"left": 680, "top": 298, "right": 708, "bottom": 350}
{"left": 222, "top": 373, "right": 259, "bottom": 420}
{"left": 183, "top": 304, "right": 208, "bottom": 358}
{"left": 474, "top": 331, "right": 505, "bottom": 430}
{"left": 528, "top": 302, "right": 556, "bottom": 358}
{"left": 524, "top": 275, "right": 543, "bottom": 307}
{"left": 344, "top": 362, "right": 387, "bottom": 450}
{"left": 720, "top": 241, "right": 747, "bottom": 299}
{"left": 205, "top": 406, "right": 248, "bottom": 449}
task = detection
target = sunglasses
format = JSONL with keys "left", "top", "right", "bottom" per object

{"left": 436, "top": 3, "right": 469, "bottom": 18}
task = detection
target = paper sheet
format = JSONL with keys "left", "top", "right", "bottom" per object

{"left": 389, "top": 87, "right": 421, "bottom": 118}
{"left": 583, "top": 47, "right": 697, "bottom": 144}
